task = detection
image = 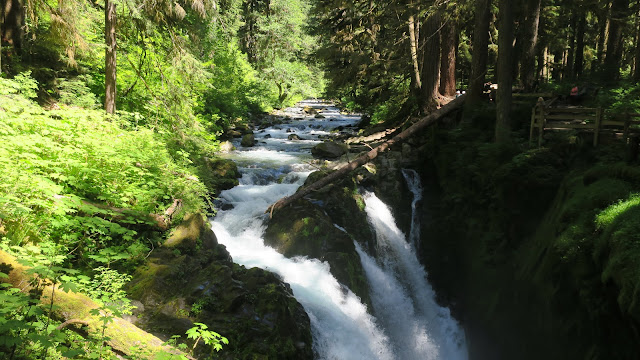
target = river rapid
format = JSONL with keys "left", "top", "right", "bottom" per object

{"left": 211, "top": 100, "right": 468, "bottom": 359}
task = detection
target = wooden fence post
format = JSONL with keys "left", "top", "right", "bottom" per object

{"left": 537, "top": 98, "right": 545, "bottom": 147}
{"left": 594, "top": 107, "right": 603, "bottom": 146}
{"left": 529, "top": 106, "right": 537, "bottom": 146}
{"left": 624, "top": 112, "right": 631, "bottom": 143}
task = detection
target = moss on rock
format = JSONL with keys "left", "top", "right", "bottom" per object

{"left": 196, "top": 157, "right": 241, "bottom": 197}
{"left": 128, "top": 213, "right": 313, "bottom": 359}
{"left": 164, "top": 213, "right": 217, "bottom": 254}
{"left": 265, "top": 173, "right": 376, "bottom": 307}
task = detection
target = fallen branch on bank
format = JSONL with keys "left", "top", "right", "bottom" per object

{"left": 267, "top": 95, "right": 466, "bottom": 214}
{"left": 80, "top": 198, "right": 183, "bottom": 231}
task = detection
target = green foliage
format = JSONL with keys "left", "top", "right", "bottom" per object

{"left": 56, "top": 76, "right": 100, "bottom": 109}
{"left": 239, "top": 0, "right": 324, "bottom": 108}
{"left": 0, "top": 74, "right": 207, "bottom": 255}
{"left": 595, "top": 194, "right": 640, "bottom": 230}
{"left": 185, "top": 322, "right": 229, "bottom": 353}
{"left": 593, "top": 194, "right": 640, "bottom": 320}
{"left": 595, "top": 81, "right": 640, "bottom": 114}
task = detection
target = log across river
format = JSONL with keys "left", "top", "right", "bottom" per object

{"left": 211, "top": 100, "right": 468, "bottom": 359}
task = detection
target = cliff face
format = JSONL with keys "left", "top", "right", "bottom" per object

{"left": 411, "top": 118, "right": 640, "bottom": 359}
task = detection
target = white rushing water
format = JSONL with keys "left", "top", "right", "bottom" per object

{"left": 211, "top": 100, "right": 467, "bottom": 359}
{"left": 359, "top": 191, "right": 468, "bottom": 360}
{"left": 401, "top": 168, "right": 423, "bottom": 249}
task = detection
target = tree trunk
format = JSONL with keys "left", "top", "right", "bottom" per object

{"left": 496, "top": 0, "right": 513, "bottom": 144}
{"left": 420, "top": 10, "right": 442, "bottom": 112}
{"left": 519, "top": 0, "right": 542, "bottom": 91}
{"left": 574, "top": 10, "right": 586, "bottom": 78}
{"left": 467, "top": 0, "right": 491, "bottom": 105}
{"left": 596, "top": 1, "right": 612, "bottom": 69}
{"left": 439, "top": 19, "right": 457, "bottom": 97}
{"left": 1, "top": 0, "right": 25, "bottom": 54}
{"left": 268, "top": 95, "right": 467, "bottom": 214}
{"left": 552, "top": 48, "right": 563, "bottom": 80}
{"left": 105, "top": 0, "right": 117, "bottom": 114}
{"left": 565, "top": 13, "right": 577, "bottom": 80}
{"left": 408, "top": 13, "right": 422, "bottom": 96}
{"left": 634, "top": 3, "right": 640, "bottom": 81}
{"left": 603, "top": 0, "right": 631, "bottom": 80}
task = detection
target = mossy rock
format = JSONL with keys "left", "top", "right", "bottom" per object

{"left": 311, "top": 141, "right": 347, "bottom": 159}
{"left": 0, "top": 250, "right": 186, "bottom": 360}
{"left": 197, "top": 157, "right": 241, "bottom": 196}
{"left": 241, "top": 133, "right": 255, "bottom": 147}
{"left": 164, "top": 213, "right": 217, "bottom": 254}
{"left": 129, "top": 217, "right": 313, "bottom": 359}
{"left": 264, "top": 197, "right": 372, "bottom": 307}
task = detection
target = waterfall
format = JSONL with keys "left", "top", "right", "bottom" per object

{"left": 355, "top": 186, "right": 467, "bottom": 360}
{"left": 212, "top": 100, "right": 467, "bottom": 359}
{"left": 212, "top": 102, "right": 393, "bottom": 359}
{"left": 401, "top": 168, "right": 423, "bottom": 249}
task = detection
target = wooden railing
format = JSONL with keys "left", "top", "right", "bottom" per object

{"left": 529, "top": 98, "right": 640, "bottom": 147}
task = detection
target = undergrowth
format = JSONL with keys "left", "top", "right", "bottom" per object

{"left": 0, "top": 73, "right": 225, "bottom": 358}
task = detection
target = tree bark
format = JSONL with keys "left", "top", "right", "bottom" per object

{"left": 439, "top": 18, "right": 457, "bottom": 97}
{"left": 596, "top": 1, "right": 612, "bottom": 69}
{"left": 268, "top": 95, "right": 467, "bottom": 214}
{"left": 496, "top": 0, "right": 514, "bottom": 144}
{"left": 104, "top": 0, "right": 117, "bottom": 114}
{"left": 634, "top": 2, "right": 640, "bottom": 81}
{"left": 552, "top": 48, "right": 563, "bottom": 80}
{"left": 420, "top": 10, "right": 442, "bottom": 112}
{"left": 565, "top": 13, "right": 577, "bottom": 80}
{"left": 1, "top": 0, "right": 24, "bottom": 53}
{"left": 519, "top": 0, "right": 542, "bottom": 91}
{"left": 603, "top": 0, "right": 631, "bottom": 80}
{"left": 467, "top": 0, "right": 491, "bottom": 105}
{"left": 408, "top": 13, "right": 422, "bottom": 95}
{"left": 574, "top": 10, "right": 586, "bottom": 78}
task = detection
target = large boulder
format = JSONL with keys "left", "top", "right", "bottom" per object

{"left": 164, "top": 213, "right": 217, "bottom": 254}
{"left": 197, "top": 157, "right": 240, "bottom": 196}
{"left": 241, "top": 133, "right": 255, "bottom": 147}
{"left": 311, "top": 141, "right": 348, "bottom": 159}
{"left": 128, "top": 214, "right": 313, "bottom": 360}
{"left": 303, "top": 106, "right": 318, "bottom": 115}
{"left": 264, "top": 173, "right": 377, "bottom": 308}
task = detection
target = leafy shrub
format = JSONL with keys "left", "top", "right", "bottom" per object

{"left": 0, "top": 73, "right": 207, "bottom": 257}
{"left": 56, "top": 76, "right": 100, "bottom": 109}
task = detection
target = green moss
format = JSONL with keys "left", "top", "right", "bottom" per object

{"left": 264, "top": 197, "right": 371, "bottom": 306}
{"left": 592, "top": 195, "right": 640, "bottom": 322}
{"left": 595, "top": 194, "right": 640, "bottom": 229}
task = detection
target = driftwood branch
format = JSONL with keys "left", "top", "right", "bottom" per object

{"left": 267, "top": 95, "right": 466, "bottom": 214}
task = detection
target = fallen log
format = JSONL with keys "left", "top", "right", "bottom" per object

{"left": 0, "top": 250, "right": 189, "bottom": 359}
{"left": 80, "top": 198, "right": 183, "bottom": 231}
{"left": 267, "top": 95, "right": 466, "bottom": 214}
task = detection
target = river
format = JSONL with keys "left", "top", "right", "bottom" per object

{"left": 211, "top": 100, "right": 467, "bottom": 359}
